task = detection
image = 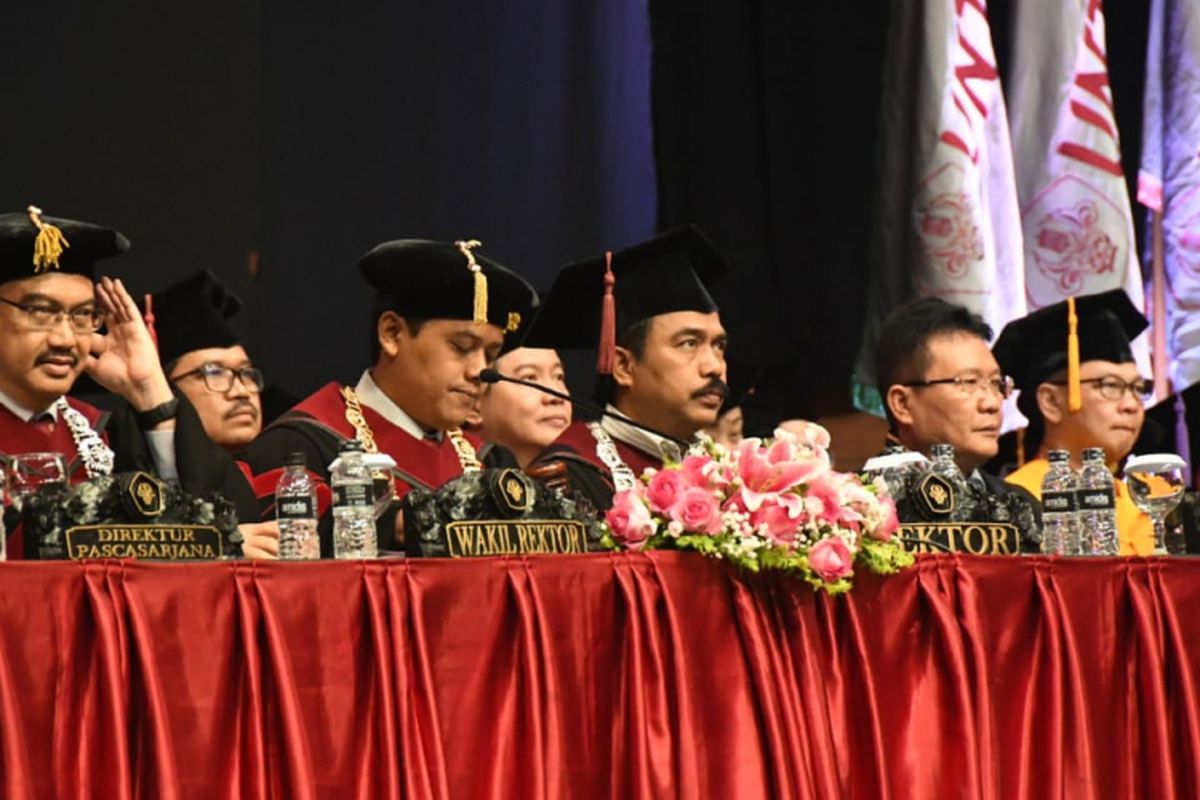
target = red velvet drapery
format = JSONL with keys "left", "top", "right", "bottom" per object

{"left": 0, "top": 553, "right": 1196, "bottom": 798}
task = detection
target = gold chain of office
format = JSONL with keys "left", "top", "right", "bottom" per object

{"left": 340, "top": 386, "right": 481, "bottom": 473}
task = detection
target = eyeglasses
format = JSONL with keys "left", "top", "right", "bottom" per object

{"left": 1049, "top": 376, "right": 1153, "bottom": 403}
{"left": 0, "top": 296, "right": 106, "bottom": 333}
{"left": 171, "top": 363, "right": 265, "bottom": 393}
{"left": 903, "top": 374, "right": 1014, "bottom": 400}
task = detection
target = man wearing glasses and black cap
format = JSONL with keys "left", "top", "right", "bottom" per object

{"left": 153, "top": 270, "right": 265, "bottom": 452}
{"left": 0, "top": 207, "right": 253, "bottom": 557}
{"left": 993, "top": 289, "right": 1155, "bottom": 555}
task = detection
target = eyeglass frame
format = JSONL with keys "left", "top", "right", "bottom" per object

{"left": 0, "top": 296, "right": 107, "bottom": 333}
{"left": 170, "top": 363, "right": 265, "bottom": 394}
{"left": 1047, "top": 376, "right": 1153, "bottom": 403}
{"left": 902, "top": 373, "right": 1015, "bottom": 400}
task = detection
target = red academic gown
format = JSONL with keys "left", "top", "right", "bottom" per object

{"left": 2, "top": 392, "right": 262, "bottom": 559}
{"left": 532, "top": 420, "right": 662, "bottom": 512}
{"left": 237, "top": 382, "right": 491, "bottom": 554}
{"left": 0, "top": 398, "right": 109, "bottom": 559}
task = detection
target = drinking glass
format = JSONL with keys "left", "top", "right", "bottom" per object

{"left": 1125, "top": 453, "right": 1188, "bottom": 556}
{"left": 6, "top": 452, "right": 68, "bottom": 512}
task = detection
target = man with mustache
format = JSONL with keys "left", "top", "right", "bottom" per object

{"left": 526, "top": 225, "right": 730, "bottom": 511}
{"left": 993, "top": 290, "right": 1155, "bottom": 554}
{"left": 0, "top": 208, "right": 255, "bottom": 558}
{"left": 237, "top": 238, "right": 538, "bottom": 554}
{"left": 153, "top": 270, "right": 264, "bottom": 452}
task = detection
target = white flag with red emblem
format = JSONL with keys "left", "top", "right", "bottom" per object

{"left": 1138, "top": 0, "right": 1200, "bottom": 392}
{"left": 1007, "top": 0, "right": 1150, "bottom": 369}
{"left": 855, "top": 0, "right": 1026, "bottom": 407}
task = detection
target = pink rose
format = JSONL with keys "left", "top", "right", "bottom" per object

{"left": 807, "top": 537, "right": 853, "bottom": 583}
{"left": 646, "top": 469, "right": 684, "bottom": 514}
{"left": 606, "top": 490, "right": 657, "bottom": 549}
{"left": 680, "top": 454, "right": 728, "bottom": 491}
{"left": 669, "top": 487, "right": 723, "bottom": 535}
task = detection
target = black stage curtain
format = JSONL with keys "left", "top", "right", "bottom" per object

{"left": 649, "top": 2, "right": 891, "bottom": 415}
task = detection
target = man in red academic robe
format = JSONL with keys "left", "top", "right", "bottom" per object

{"left": 0, "top": 207, "right": 253, "bottom": 558}
{"left": 525, "top": 225, "right": 731, "bottom": 511}
{"left": 237, "top": 238, "right": 538, "bottom": 555}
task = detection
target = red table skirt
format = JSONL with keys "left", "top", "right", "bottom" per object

{"left": 0, "top": 552, "right": 1196, "bottom": 799}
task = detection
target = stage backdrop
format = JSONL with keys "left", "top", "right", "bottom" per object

{"left": 0, "top": 0, "right": 1157, "bottom": 411}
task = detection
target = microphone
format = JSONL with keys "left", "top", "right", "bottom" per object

{"left": 898, "top": 535, "right": 954, "bottom": 554}
{"left": 479, "top": 368, "right": 691, "bottom": 447}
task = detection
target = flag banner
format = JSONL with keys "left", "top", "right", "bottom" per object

{"left": 855, "top": 0, "right": 1025, "bottom": 413}
{"left": 1008, "top": 0, "right": 1150, "bottom": 372}
{"left": 1138, "top": 0, "right": 1200, "bottom": 392}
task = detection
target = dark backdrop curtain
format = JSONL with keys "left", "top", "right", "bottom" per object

{"left": 0, "top": 1, "right": 657, "bottom": 398}
{"left": 258, "top": 0, "right": 658, "bottom": 394}
{"left": 648, "top": 2, "right": 891, "bottom": 415}
{"left": 0, "top": 0, "right": 1159, "bottom": 408}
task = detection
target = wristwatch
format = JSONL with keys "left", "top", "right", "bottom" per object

{"left": 136, "top": 397, "right": 181, "bottom": 430}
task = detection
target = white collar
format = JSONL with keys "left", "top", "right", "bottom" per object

{"left": 0, "top": 385, "right": 58, "bottom": 423}
{"left": 354, "top": 370, "right": 438, "bottom": 442}
{"left": 599, "top": 404, "right": 687, "bottom": 463}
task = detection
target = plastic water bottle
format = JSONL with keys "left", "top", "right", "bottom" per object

{"left": 1077, "top": 447, "right": 1118, "bottom": 555}
{"left": 862, "top": 450, "right": 929, "bottom": 503}
{"left": 331, "top": 440, "right": 377, "bottom": 559}
{"left": 275, "top": 452, "right": 319, "bottom": 560}
{"left": 1039, "top": 449, "right": 1080, "bottom": 555}
{"left": 929, "top": 443, "right": 962, "bottom": 481}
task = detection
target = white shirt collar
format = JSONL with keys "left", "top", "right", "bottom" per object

{"left": 0, "top": 385, "right": 58, "bottom": 423}
{"left": 354, "top": 370, "right": 437, "bottom": 442}
{"left": 600, "top": 404, "right": 687, "bottom": 463}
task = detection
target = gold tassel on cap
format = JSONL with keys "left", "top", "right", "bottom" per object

{"left": 1067, "top": 296, "right": 1082, "bottom": 412}
{"left": 27, "top": 205, "right": 69, "bottom": 273}
{"left": 455, "top": 239, "right": 488, "bottom": 325}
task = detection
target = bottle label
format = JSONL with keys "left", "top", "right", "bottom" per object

{"left": 1077, "top": 488, "right": 1115, "bottom": 511}
{"left": 334, "top": 484, "right": 372, "bottom": 508}
{"left": 1042, "top": 490, "right": 1078, "bottom": 513}
{"left": 277, "top": 496, "right": 315, "bottom": 519}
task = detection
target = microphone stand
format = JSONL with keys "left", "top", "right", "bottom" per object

{"left": 479, "top": 368, "right": 692, "bottom": 448}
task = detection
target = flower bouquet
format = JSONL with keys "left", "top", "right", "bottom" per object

{"left": 602, "top": 422, "right": 913, "bottom": 594}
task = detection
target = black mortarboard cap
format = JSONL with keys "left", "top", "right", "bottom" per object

{"left": 150, "top": 270, "right": 243, "bottom": 366}
{"left": 720, "top": 358, "right": 762, "bottom": 415}
{"left": 522, "top": 224, "right": 728, "bottom": 369}
{"left": 993, "top": 289, "right": 1147, "bottom": 420}
{"left": 0, "top": 207, "right": 129, "bottom": 285}
{"left": 359, "top": 239, "right": 537, "bottom": 337}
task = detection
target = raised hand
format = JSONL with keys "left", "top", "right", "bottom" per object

{"left": 85, "top": 276, "right": 174, "bottom": 412}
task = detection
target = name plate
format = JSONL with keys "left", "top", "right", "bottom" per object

{"left": 64, "top": 524, "right": 224, "bottom": 561}
{"left": 444, "top": 519, "right": 589, "bottom": 558}
{"left": 900, "top": 522, "right": 1022, "bottom": 555}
